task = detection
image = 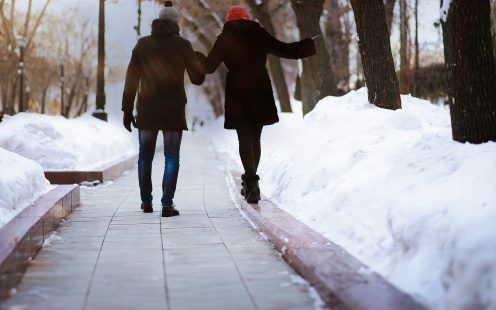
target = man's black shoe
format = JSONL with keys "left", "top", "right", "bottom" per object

{"left": 141, "top": 203, "right": 153, "bottom": 213}
{"left": 162, "top": 205, "right": 180, "bottom": 217}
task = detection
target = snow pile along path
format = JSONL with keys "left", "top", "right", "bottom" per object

{"left": 0, "top": 148, "right": 53, "bottom": 227}
{"left": 203, "top": 88, "right": 496, "bottom": 310}
{"left": 0, "top": 113, "right": 137, "bottom": 171}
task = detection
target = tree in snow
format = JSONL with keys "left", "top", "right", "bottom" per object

{"left": 399, "top": 0, "right": 411, "bottom": 94}
{"left": 384, "top": 0, "right": 397, "bottom": 35}
{"left": 441, "top": 0, "right": 496, "bottom": 143}
{"left": 245, "top": 0, "right": 293, "bottom": 113}
{"left": 325, "top": 0, "right": 352, "bottom": 92}
{"left": 491, "top": 0, "right": 496, "bottom": 65}
{"left": 291, "top": 0, "right": 338, "bottom": 115}
{"left": 350, "top": 0, "right": 402, "bottom": 110}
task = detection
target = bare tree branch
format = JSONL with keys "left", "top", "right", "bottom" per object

{"left": 26, "top": 0, "right": 52, "bottom": 50}
{"left": 195, "top": 0, "right": 223, "bottom": 28}
{"left": 24, "top": 0, "right": 33, "bottom": 36}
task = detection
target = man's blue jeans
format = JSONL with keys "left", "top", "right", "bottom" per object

{"left": 138, "top": 130, "right": 183, "bottom": 207}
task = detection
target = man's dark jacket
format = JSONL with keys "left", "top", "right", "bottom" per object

{"left": 203, "top": 19, "right": 316, "bottom": 129}
{"left": 122, "top": 20, "right": 205, "bottom": 131}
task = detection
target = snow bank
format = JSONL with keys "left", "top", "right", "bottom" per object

{"left": 203, "top": 88, "right": 496, "bottom": 309}
{"left": 0, "top": 148, "right": 52, "bottom": 227}
{"left": 0, "top": 113, "right": 137, "bottom": 171}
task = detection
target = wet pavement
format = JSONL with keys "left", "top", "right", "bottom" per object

{"left": 2, "top": 134, "right": 320, "bottom": 310}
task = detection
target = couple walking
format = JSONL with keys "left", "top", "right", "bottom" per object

{"left": 122, "top": 1, "right": 316, "bottom": 217}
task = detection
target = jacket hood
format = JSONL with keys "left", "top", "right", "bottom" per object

{"left": 151, "top": 19, "right": 180, "bottom": 37}
{"left": 223, "top": 19, "right": 260, "bottom": 35}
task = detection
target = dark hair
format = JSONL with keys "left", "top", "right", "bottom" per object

{"left": 164, "top": 1, "right": 173, "bottom": 7}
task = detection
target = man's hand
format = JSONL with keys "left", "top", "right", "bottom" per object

{"left": 123, "top": 111, "right": 136, "bottom": 132}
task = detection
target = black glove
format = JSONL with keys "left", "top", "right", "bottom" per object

{"left": 123, "top": 111, "right": 136, "bottom": 132}
{"left": 300, "top": 38, "right": 317, "bottom": 58}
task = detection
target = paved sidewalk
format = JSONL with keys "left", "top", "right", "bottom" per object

{"left": 3, "top": 134, "right": 320, "bottom": 310}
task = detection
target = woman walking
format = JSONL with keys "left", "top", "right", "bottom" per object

{"left": 201, "top": 5, "right": 317, "bottom": 203}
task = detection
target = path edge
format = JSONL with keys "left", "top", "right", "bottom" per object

{"left": 44, "top": 154, "right": 137, "bottom": 184}
{"left": 214, "top": 148, "right": 428, "bottom": 310}
{"left": 0, "top": 185, "right": 80, "bottom": 301}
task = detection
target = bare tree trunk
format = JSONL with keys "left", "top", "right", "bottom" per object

{"left": 65, "top": 80, "right": 79, "bottom": 118}
{"left": 350, "top": 0, "right": 402, "bottom": 110}
{"left": 291, "top": 0, "right": 338, "bottom": 115}
{"left": 76, "top": 95, "right": 87, "bottom": 117}
{"left": 24, "top": 0, "right": 32, "bottom": 36}
{"left": 25, "top": 0, "right": 51, "bottom": 51}
{"left": 491, "top": 0, "right": 496, "bottom": 64}
{"left": 384, "top": 0, "right": 397, "bottom": 35}
{"left": 399, "top": 0, "right": 411, "bottom": 93}
{"left": 355, "top": 42, "right": 364, "bottom": 89}
{"left": 245, "top": 0, "right": 292, "bottom": 112}
{"left": 325, "top": 0, "right": 351, "bottom": 89}
{"left": 441, "top": 0, "right": 496, "bottom": 143}
{"left": 41, "top": 87, "right": 48, "bottom": 114}
{"left": 414, "top": 0, "right": 420, "bottom": 96}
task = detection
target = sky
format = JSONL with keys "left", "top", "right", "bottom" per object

{"left": 19, "top": 0, "right": 162, "bottom": 66}
{"left": 19, "top": 0, "right": 443, "bottom": 67}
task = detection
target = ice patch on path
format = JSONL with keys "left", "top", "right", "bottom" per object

{"left": 43, "top": 232, "right": 64, "bottom": 247}
{"left": 0, "top": 148, "right": 53, "bottom": 227}
{"left": 0, "top": 113, "right": 137, "bottom": 170}
{"left": 203, "top": 88, "right": 496, "bottom": 309}
{"left": 290, "top": 274, "right": 326, "bottom": 310}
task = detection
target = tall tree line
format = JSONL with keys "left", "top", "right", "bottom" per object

{"left": 180, "top": 0, "right": 495, "bottom": 143}
{"left": 0, "top": 1, "right": 96, "bottom": 117}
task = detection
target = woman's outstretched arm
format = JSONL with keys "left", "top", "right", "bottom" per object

{"left": 262, "top": 28, "right": 316, "bottom": 60}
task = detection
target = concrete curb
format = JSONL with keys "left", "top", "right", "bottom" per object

{"left": 0, "top": 185, "right": 80, "bottom": 301}
{"left": 44, "top": 154, "right": 137, "bottom": 184}
{"left": 217, "top": 150, "right": 427, "bottom": 310}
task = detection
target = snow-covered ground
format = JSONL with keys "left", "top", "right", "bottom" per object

{"left": 202, "top": 88, "right": 496, "bottom": 310}
{"left": 0, "top": 113, "right": 137, "bottom": 171}
{"left": 0, "top": 148, "right": 53, "bottom": 227}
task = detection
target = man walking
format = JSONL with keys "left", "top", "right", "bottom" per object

{"left": 122, "top": 1, "right": 204, "bottom": 217}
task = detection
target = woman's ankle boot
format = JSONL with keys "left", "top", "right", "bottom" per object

{"left": 246, "top": 179, "right": 261, "bottom": 204}
{"left": 241, "top": 174, "right": 249, "bottom": 197}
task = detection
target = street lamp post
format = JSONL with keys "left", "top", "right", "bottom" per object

{"left": 93, "top": 0, "right": 108, "bottom": 121}
{"left": 17, "top": 36, "right": 27, "bottom": 113}
{"left": 60, "top": 58, "right": 65, "bottom": 116}
{"left": 25, "top": 85, "right": 31, "bottom": 111}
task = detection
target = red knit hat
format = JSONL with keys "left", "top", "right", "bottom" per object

{"left": 226, "top": 5, "right": 252, "bottom": 22}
